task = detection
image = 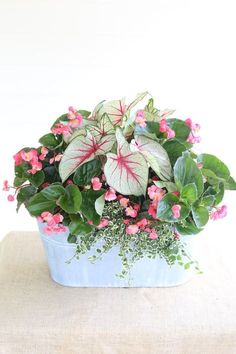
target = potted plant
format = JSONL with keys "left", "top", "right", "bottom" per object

{"left": 4, "top": 92, "right": 236, "bottom": 287}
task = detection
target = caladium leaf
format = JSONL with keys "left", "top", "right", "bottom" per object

{"left": 135, "top": 135, "right": 172, "bottom": 181}
{"left": 59, "top": 133, "right": 115, "bottom": 182}
{"left": 88, "top": 113, "right": 115, "bottom": 140}
{"left": 99, "top": 98, "right": 126, "bottom": 126}
{"left": 104, "top": 129, "right": 148, "bottom": 196}
{"left": 126, "top": 91, "right": 148, "bottom": 111}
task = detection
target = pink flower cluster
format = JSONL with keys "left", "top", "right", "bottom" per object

{"left": 37, "top": 211, "right": 67, "bottom": 235}
{"left": 125, "top": 218, "right": 158, "bottom": 240}
{"left": 135, "top": 110, "right": 147, "bottom": 128}
{"left": 159, "top": 119, "right": 175, "bottom": 139}
{"left": 185, "top": 118, "right": 201, "bottom": 144}
{"left": 147, "top": 184, "right": 166, "bottom": 219}
{"left": 2, "top": 180, "right": 15, "bottom": 201}
{"left": 51, "top": 107, "right": 83, "bottom": 137}
{"left": 210, "top": 205, "right": 227, "bottom": 220}
{"left": 13, "top": 149, "right": 42, "bottom": 174}
{"left": 67, "top": 106, "right": 83, "bottom": 128}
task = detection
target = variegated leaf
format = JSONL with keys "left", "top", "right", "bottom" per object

{"left": 135, "top": 135, "right": 172, "bottom": 181}
{"left": 104, "top": 129, "right": 148, "bottom": 196}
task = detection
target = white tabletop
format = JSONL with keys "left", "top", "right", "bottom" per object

{"left": 0, "top": 231, "right": 236, "bottom": 354}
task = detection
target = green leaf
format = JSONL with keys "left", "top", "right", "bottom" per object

{"left": 166, "top": 118, "right": 191, "bottom": 142}
{"left": 39, "top": 133, "right": 62, "bottom": 149}
{"left": 58, "top": 184, "right": 82, "bottom": 213}
{"left": 156, "top": 193, "right": 190, "bottom": 221}
{"left": 174, "top": 154, "right": 204, "bottom": 197}
{"left": 69, "top": 215, "right": 94, "bottom": 235}
{"left": 154, "top": 181, "right": 177, "bottom": 192}
{"left": 162, "top": 139, "right": 187, "bottom": 166}
{"left": 197, "top": 154, "right": 230, "bottom": 181}
{"left": 14, "top": 176, "right": 27, "bottom": 187}
{"left": 95, "top": 193, "right": 105, "bottom": 216}
{"left": 41, "top": 183, "right": 65, "bottom": 201}
{"left": 43, "top": 166, "right": 60, "bottom": 183}
{"left": 135, "top": 135, "right": 172, "bottom": 181}
{"left": 27, "top": 193, "right": 56, "bottom": 216}
{"left": 67, "top": 234, "right": 77, "bottom": 243}
{"left": 104, "top": 129, "right": 148, "bottom": 196}
{"left": 78, "top": 110, "right": 91, "bottom": 118}
{"left": 16, "top": 185, "right": 37, "bottom": 211}
{"left": 201, "top": 195, "right": 215, "bottom": 207}
{"left": 175, "top": 218, "right": 203, "bottom": 235}
{"left": 28, "top": 170, "right": 45, "bottom": 187}
{"left": 181, "top": 183, "right": 198, "bottom": 204}
{"left": 73, "top": 159, "right": 102, "bottom": 186}
{"left": 224, "top": 176, "right": 236, "bottom": 190}
{"left": 80, "top": 189, "right": 104, "bottom": 225}
{"left": 191, "top": 205, "right": 209, "bottom": 228}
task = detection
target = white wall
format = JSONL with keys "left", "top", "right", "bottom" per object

{"left": 0, "top": 0, "right": 236, "bottom": 240}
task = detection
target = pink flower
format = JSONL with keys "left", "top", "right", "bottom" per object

{"left": 42, "top": 182, "right": 50, "bottom": 189}
{"left": 67, "top": 106, "right": 83, "bottom": 128}
{"left": 197, "top": 163, "right": 203, "bottom": 169}
{"left": 185, "top": 118, "right": 200, "bottom": 131}
{"left": 119, "top": 197, "right": 129, "bottom": 208}
{"left": 125, "top": 206, "right": 138, "bottom": 218}
{"left": 104, "top": 187, "right": 117, "bottom": 201}
{"left": 97, "top": 218, "right": 109, "bottom": 229}
{"left": 171, "top": 204, "right": 181, "bottom": 219}
{"left": 3, "top": 180, "right": 10, "bottom": 191}
{"left": 39, "top": 147, "right": 49, "bottom": 161}
{"left": 133, "top": 203, "right": 141, "bottom": 211}
{"left": 166, "top": 127, "right": 175, "bottom": 139}
{"left": 159, "top": 118, "right": 175, "bottom": 139}
{"left": 123, "top": 219, "right": 130, "bottom": 225}
{"left": 148, "top": 185, "right": 165, "bottom": 202}
{"left": 210, "top": 205, "right": 227, "bottom": 220}
{"left": 91, "top": 177, "right": 102, "bottom": 191}
{"left": 136, "top": 218, "right": 148, "bottom": 229}
{"left": 148, "top": 202, "right": 157, "bottom": 219}
{"left": 159, "top": 118, "right": 168, "bottom": 132}
{"left": 20, "top": 149, "right": 38, "bottom": 162}
{"left": 174, "top": 232, "right": 180, "bottom": 241}
{"left": 27, "top": 159, "right": 42, "bottom": 174}
{"left": 51, "top": 123, "right": 71, "bottom": 136}
{"left": 13, "top": 152, "right": 23, "bottom": 166}
{"left": 149, "top": 228, "right": 158, "bottom": 240}
{"left": 49, "top": 153, "right": 63, "bottom": 165}
{"left": 66, "top": 179, "right": 74, "bottom": 185}
{"left": 126, "top": 224, "right": 139, "bottom": 235}
{"left": 40, "top": 212, "right": 65, "bottom": 235}
{"left": 185, "top": 118, "right": 201, "bottom": 144}
{"left": 187, "top": 132, "right": 201, "bottom": 144}
{"left": 172, "top": 191, "right": 180, "bottom": 197}
{"left": 53, "top": 213, "right": 64, "bottom": 224}
{"left": 135, "top": 110, "right": 146, "bottom": 128}
{"left": 7, "top": 194, "right": 15, "bottom": 202}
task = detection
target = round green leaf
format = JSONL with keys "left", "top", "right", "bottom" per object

{"left": 58, "top": 185, "right": 82, "bottom": 213}
{"left": 73, "top": 159, "right": 102, "bottom": 186}
{"left": 174, "top": 154, "right": 204, "bottom": 197}
{"left": 181, "top": 183, "right": 198, "bottom": 204}
{"left": 191, "top": 205, "right": 209, "bottom": 228}
{"left": 27, "top": 193, "right": 56, "bottom": 216}
{"left": 156, "top": 193, "right": 190, "bottom": 222}
{"left": 197, "top": 154, "right": 230, "bottom": 180}
{"left": 41, "top": 184, "right": 65, "bottom": 201}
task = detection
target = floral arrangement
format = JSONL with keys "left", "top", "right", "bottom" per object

{"left": 4, "top": 92, "right": 236, "bottom": 277}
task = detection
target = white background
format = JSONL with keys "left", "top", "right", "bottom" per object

{"left": 0, "top": 0, "right": 235, "bottom": 241}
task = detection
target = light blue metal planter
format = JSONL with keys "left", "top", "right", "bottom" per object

{"left": 38, "top": 222, "right": 198, "bottom": 287}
